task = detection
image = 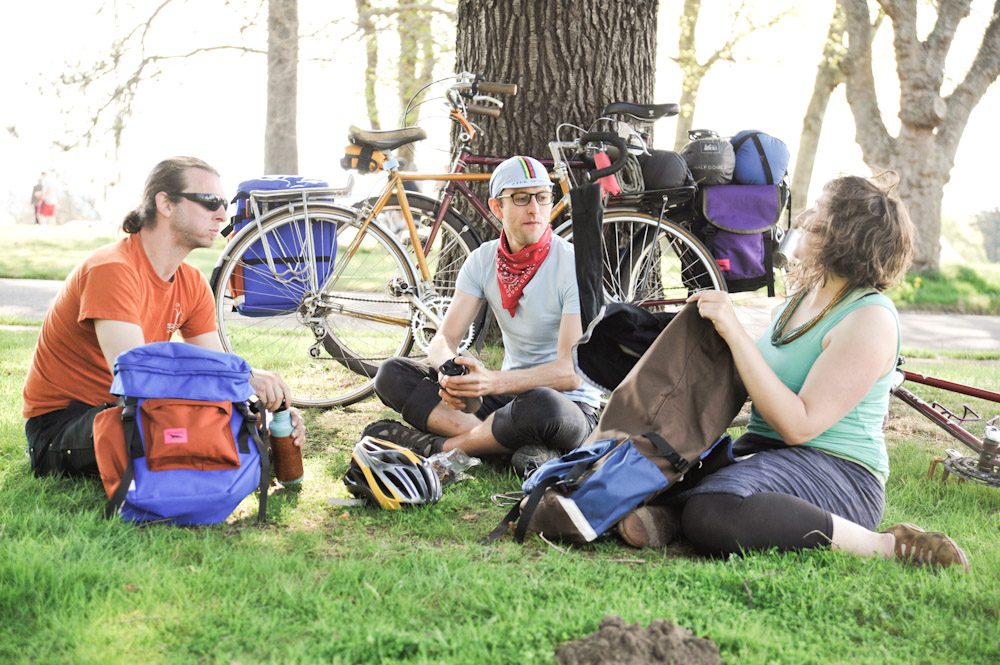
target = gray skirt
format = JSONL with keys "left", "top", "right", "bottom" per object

{"left": 678, "top": 434, "right": 885, "bottom": 530}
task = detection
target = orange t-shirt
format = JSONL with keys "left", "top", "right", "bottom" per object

{"left": 22, "top": 234, "right": 217, "bottom": 418}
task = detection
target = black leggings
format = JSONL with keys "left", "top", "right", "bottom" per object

{"left": 373, "top": 357, "right": 598, "bottom": 452}
{"left": 681, "top": 492, "right": 834, "bottom": 556}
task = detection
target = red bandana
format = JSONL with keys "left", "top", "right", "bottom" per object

{"left": 496, "top": 225, "right": 553, "bottom": 317}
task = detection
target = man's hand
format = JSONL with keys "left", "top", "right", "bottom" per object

{"left": 250, "top": 368, "right": 292, "bottom": 412}
{"left": 287, "top": 407, "right": 307, "bottom": 448}
{"left": 438, "top": 356, "right": 489, "bottom": 401}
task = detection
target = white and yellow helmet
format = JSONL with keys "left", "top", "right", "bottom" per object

{"left": 344, "top": 436, "right": 442, "bottom": 510}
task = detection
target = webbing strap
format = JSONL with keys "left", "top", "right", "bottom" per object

{"left": 643, "top": 431, "right": 691, "bottom": 474}
{"left": 105, "top": 403, "right": 139, "bottom": 519}
{"left": 240, "top": 402, "right": 270, "bottom": 524}
{"left": 484, "top": 502, "right": 522, "bottom": 543}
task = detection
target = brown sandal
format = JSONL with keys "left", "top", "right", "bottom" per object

{"left": 616, "top": 506, "right": 681, "bottom": 549}
{"left": 881, "top": 523, "right": 970, "bottom": 572}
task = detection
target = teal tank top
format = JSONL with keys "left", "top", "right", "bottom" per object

{"left": 746, "top": 289, "right": 899, "bottom": 483}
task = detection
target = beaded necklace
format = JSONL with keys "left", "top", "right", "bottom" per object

{"left": 770, "top": 283, "right": 853, "bottom": 347}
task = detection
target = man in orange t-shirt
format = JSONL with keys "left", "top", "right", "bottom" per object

{"left": 23, "top": 156, "right": 305, "bottom": 477}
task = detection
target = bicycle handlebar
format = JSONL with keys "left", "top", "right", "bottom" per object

{"left": 466, "top": 103, "right": 502, "bottom": 118}
{"left": 579, "top": 132, "right": 629, "bottom": 181}
{"left": 476, "top": 80, "right": 518, "bottom": 96}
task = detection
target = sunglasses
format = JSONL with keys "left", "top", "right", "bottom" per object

{"left": 496, "top": 191, "right": 554, "bottom": 206}
{"left": 171, "top": 192, "right": 228, "bottom": 212}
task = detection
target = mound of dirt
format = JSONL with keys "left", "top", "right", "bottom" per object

{"left": 555, "top": 615, "right": 722, "bottom": 665}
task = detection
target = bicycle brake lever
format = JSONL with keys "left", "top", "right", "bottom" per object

{"left": 472, "top": 94, "right": 503, "bottom": 108}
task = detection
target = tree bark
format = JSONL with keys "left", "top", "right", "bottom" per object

{"left": 790, "top": 3, "right": 846, "bottom": 218}
{"left": 455, "top": 0, "right": 658, "bottom": 237}
{"left": 266, "top": 0, "right": 299, "bottom": 174}
{"left": 356, "top": 0, "right": 381, "bottom": 130}
{"left": 840, "top": 0, "right": 1000, "bottom": 272}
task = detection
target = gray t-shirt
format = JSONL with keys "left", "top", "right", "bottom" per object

{"left": 455, "top": 235, "right": 601, "bottom": 407}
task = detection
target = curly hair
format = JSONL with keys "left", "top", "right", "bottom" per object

{"left": 121, "top": 157, "right": 220, "bottom": 234}
{"left": 790, "top": 172, "right": 914, "bottom": 291}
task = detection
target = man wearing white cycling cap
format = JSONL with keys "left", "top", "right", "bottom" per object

{"left": 366, "top": 155, "right": 601, "bottom": 477}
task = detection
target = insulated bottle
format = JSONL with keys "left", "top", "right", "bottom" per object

{"left": 270, "top": 405, "right": 303, "bottom": 487}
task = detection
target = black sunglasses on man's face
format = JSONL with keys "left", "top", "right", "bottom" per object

{"left": 170, "top": 192, "right": 228, "bottom": 212}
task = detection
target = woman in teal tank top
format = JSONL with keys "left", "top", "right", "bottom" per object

{"left": 622, "top": 173, "right": 969, "bottom": 571}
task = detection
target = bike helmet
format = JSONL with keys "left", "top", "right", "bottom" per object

{"left": 344, "top": 436, "right": 443, "bottom": 509}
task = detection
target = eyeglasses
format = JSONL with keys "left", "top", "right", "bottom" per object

{"left": 496, "top": 191, "right": 554, "bottom": 206}
{"left": 170, "top": 192, "right": 228, "bottom": 212}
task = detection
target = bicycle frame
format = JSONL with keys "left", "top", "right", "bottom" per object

{"left": 891, "top": 368, "right": 1000, "bottom": 455}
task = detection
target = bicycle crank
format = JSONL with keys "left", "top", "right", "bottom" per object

{"left": 409, "top": 293, "right": 475, "bottom": 353}
{"left": 928, "top": 445, "right": 1000, "bottom": 488}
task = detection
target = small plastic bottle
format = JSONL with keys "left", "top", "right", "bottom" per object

{"left": 270, "top": 404, "right": 303, "bottom": 487}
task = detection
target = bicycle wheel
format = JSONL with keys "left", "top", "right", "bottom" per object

{"left": 355, "top": 192, "right": 486, "bottom": 350}
{"left": 212, "top": 205, "right": 417, "bottom": 408}
{"left": 556, "top": 210, "right": 724, "bottom": 312}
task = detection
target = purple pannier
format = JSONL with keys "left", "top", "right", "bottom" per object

{"left": 698, "top": 184, "right": 783, "bottom": 294}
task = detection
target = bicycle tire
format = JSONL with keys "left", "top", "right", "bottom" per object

{"left": 212, "top": 205, "right": 417, "bottom": 408}
{"left": 555, "top": 210, "right": 725, "bottom": 312}
{"left": 355, "top": 192, "right": 487, "bottom": 349}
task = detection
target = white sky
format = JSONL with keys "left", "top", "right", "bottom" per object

{"left": 1, "top": 0, "right": 998, "bottom": 226}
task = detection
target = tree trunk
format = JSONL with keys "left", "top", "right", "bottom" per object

{"left": 455, "top": 0, "right": 658, "bottom": 238}
{"left": 841, "top": 0, "right": 1000, "bottom": 272}
{"left": 397, "top": 7, "right": 436, "bottom": 171}
{"left": 265, "top": 0, "right": 298, "bottom": 174}
{"left": 356, "top": 0, "right": 381, "bottom": 130}
{"left": 791, "top": 3, "right": 846, "bottom": 218}
{"left": 673, "top": 0, "right": 701, "bottom": 151}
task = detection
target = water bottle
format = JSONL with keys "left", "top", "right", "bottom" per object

{"left": 270, "top": 404, "right": 303, "bottom": 487}
{"left": 774, "top": 227, "right": 802, "bottom": 269}
{"left": 438, "top": 358, "right": 482, "bottom": 414}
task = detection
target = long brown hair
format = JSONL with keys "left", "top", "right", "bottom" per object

{"left": 791, "top": 172, "right": 914, "bottom": 291}
{"left": 121, "top": 157, "right": 220, "bottom": 234}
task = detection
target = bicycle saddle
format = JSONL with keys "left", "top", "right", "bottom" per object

{"left": 601, "top": 102, "right": 680, "bottom": 121}
{"left": 348, "top": 126, "right": 428, "bottom": 151}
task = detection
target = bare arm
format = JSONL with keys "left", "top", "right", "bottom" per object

{"left": 439, "top": 312, "right": 584, "bottom": 399}
{"left": 690, "top": 291, "right": 897, "bottom": 444}
{"left": 424, "top": 289, "right": 484, "bottom": 370}
{"left": 94, "top": 320, "right": 146, "bottom": 373}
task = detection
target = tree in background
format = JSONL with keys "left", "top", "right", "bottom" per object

{"left": 353, "top": 1, "right": 456, "bottom": 170}
{"left": 791, "top": 3, "right": 884, "bottom": 218}
{"left": 671, "top": 0, "right": 792, "bottom": 151}
{"left": 841, "top": 0, "right": 1000, "bottom": 272}
{"left": 56, "top": 0, "right": 301, "bottom": 174}
{"left": 977, "top": 208, "right": 1000, "bottom": 261}
{"left": 267, "top": 0, "right": 297, "bottom": 173}
{"left": 454, "top": 0, "right": 657, "bottom": 219}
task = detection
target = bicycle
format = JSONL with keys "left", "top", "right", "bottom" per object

{"left": 210, "top": 74, "right": 725, "bottom": 409}
{"left": 890, "top": 359, "right": 1000, "bottom": 487}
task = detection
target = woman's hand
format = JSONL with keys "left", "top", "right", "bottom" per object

{"left": 688, "top": 290, "right": 744, "bottom": 342}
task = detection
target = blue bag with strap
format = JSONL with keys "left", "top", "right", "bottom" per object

{"left": 92, "top": 343, "right": 270, "bottom": 525}
{"left": 226, "top": 176, "right": 337, "bottom": 317}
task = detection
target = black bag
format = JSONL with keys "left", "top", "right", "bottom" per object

{"left": 681, "top": 130, "right": 735, "bottom": 185}
{"left": 638, "top": 150, "right": 693, "bottom": 189}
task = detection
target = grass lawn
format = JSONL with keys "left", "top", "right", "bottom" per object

{"left": 2, "top": 324, "right": 998, "bottom": 664}
{"left": 0, "top": 223, "right": 223, "bottom": 281}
